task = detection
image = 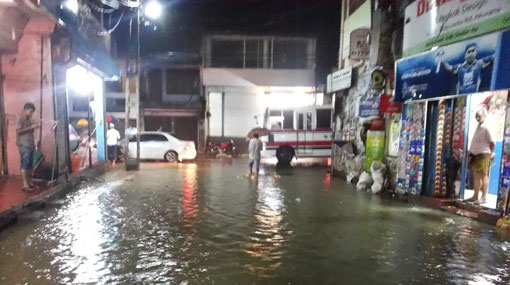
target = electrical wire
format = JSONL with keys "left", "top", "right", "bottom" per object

{"left": 97, "top": 9, "right": 125, "bottom": 35}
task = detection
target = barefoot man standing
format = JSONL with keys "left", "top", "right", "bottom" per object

{"left": 248, "top": 133, "right": 263, "bottom": 177}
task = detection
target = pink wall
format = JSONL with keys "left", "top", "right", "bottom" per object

{"left": 1, "top": 18, "right": 55, "bottom": 176}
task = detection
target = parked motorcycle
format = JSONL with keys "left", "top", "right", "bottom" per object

{"left": 208, "top": 139, "right": 238, "bottom": 158}
{"left": 207, "top": 142, "right": 221, "bottom": 157}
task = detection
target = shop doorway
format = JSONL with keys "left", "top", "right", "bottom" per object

{"left": 66, "top": 65, "right": 106, "bottom": 170}
{"left": 462, "top": 91, "right": 507, "bottom": 209}
{"left": 145, "top": 115, "right": 198, "bottom": 145}
{"left": 421, "top": 92, "right": 507, "bottom": 210}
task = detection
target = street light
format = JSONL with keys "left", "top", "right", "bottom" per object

{"left": 125, "top": 0, "right": 163, "bottom": 171}
{"left": 144, "top": 1, "right": 163, "bottom": 20}
{"left": 62, "top": 0, "right": 79, "bottom": 14}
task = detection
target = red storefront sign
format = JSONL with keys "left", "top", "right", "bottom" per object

{"left": 379, "top": 94, "right": 402, "bottom": 114}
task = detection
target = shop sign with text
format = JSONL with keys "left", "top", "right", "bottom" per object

{"left": 349, "top": 28, "right": 370, "bottom": 60}
{"left": 380, "top": 95, "right": 403, "bottom": 114}
{"left": 403, "top": 0, "right": 510, "bottom": 56}
{"left": 395, "top": 30, "right": 510, "bottom": 102}
{"left": 327, "top": 67, "right": 352, "bottom": 93}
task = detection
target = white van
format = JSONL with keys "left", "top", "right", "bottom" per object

{"left": 261, "top": 106, "right": 333, "bottom": 164}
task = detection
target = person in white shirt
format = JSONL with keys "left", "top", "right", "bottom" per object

{"left": 106, "top": 123, "right": 121, "bottom": 165}
{"left": 468, "top": 108, "right": 495, "bottom": 204}
{"left": 248, "top": 133, "right": 263, "bottom": 177}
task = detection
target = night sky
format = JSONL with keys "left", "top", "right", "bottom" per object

{"left": 110, "top": 0, "right": 341, "bottom": 85}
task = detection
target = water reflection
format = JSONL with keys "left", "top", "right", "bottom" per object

{"left": 1, "top": 161, "right": 510, "bottom": 284}
{"left": 51, "top": 181, "right": 123, "bottom": 283}
{"left": 181, "top": 163, "right": 199, "bottom": 231}
{"left": 244, "top": 175, "right": 286, "bottom": 277}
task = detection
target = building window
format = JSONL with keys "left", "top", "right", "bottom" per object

{"left": 273, "top": 39, "right": 308, "bottom": 69}
{"left": 211, "top": 40, "right": 244, "bottom": 68}
{"left": 148, "top": 69, "right": 163, "bottom": 102}
{"left": 104, "top": 79, "right": 122, "bottom": 92}
{"left": 106, "top": 98, "right": 125, "bottom": 112}
{"left": 207, "top": 37, "right": 312, "bottom": 70}
{"left": 166, "top": 69, "right": 200, "bottom": 95}
{"left": 245, "top": 40, "right": 264, "bottom": 68}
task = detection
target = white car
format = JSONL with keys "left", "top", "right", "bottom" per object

{"left": 127, "top": 132, "right": 196, "bottom": 162}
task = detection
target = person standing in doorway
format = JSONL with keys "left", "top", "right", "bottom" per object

{"left": 249, "top": 133, "right": 263, "bottom": 177}
{"left": 16, "top": 103, "right": 39, "bottom": 191}
{"left": 468, "top": 108, "right": 495, "bottom": 204}
{"left": 107, "top": 123, "right": 121, "bottom": 166}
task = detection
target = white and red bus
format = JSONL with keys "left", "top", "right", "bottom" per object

{"left": 261, "top": 106, "right": 333, "bottom": 164}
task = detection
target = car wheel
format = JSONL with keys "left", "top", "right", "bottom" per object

{"left": 276, "top": 146, "right": 294, "bottom": 165}
{"left": 164, "top": 151, "right": 178, "bottom": 163}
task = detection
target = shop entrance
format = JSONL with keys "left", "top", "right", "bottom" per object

{"left": 462, "top": 91, "right": 507, "bottom": 209}
{"left": 419, "top": 91, "right": 507, "bottom": 209}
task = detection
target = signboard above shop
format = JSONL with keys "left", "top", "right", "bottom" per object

{"left": 327, "top": 67, "right": 352, "bottom": 93}
{"left": 349, "top": 28, "right": 370, "bottom": 60}
{"left": 395, "top": 30, "right": 510, "bottom": 102}
{"left": 403, "top": 0, "right": 510, "bottom": 56}
{"left": 342, "top": 0, "right": 371, "bottom": 60}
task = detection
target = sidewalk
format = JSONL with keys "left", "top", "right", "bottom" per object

{"left": 0, "top": 176, "right": 50, "bottom": 214}
{"left": 0, "top": 163, "right": 108, "bottom": 230}
{"left": 406, "top": 194, "right": 502, "bottom": 225}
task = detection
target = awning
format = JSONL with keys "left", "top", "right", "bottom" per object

{"left": 42, "top": 0, "right": 119, "bottom": 78}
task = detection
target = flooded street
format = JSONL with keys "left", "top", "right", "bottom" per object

{"left": 1, "top": 160, "right": 510, "bottom": 284}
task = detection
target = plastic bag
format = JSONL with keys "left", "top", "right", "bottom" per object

{"left": 370, "top": 161, "right": 387, "bottom": 194}
{"left": 356, "top": 171, "right": 373, "bottom": 191}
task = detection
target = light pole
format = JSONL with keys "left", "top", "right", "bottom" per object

{"left": 125, "top": 0, "right": 162, "bottom": 171}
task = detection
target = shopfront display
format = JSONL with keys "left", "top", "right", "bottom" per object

{"left": 465, "top": 91, "right": 507, "bottom": 208}
{"left": 499, "top": 100, "right": 510, "bottom": 210}
{"left": 66, "top": 65, "right": 107, "bottom": 169}
{"left": 396, "top": 102, "right": 426, "bottom": 195}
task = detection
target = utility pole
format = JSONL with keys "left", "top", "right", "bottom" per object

{"left": 124, "top": 4, "right": 142, "bottom": 170}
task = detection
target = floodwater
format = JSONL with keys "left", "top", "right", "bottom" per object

{"left": 1, "top": 160, "right": 510, "bottom": 284}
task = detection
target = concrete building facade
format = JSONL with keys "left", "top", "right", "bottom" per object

{"left": 203, "top": 35, "right": 317, "bottom": 148}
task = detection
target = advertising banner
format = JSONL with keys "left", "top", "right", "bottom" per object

{"left": 403, "top": 0, "right": 510, "bottom": 56}
{"left": 349, "top": 28, "right": 370, "bottom": 60}
{"left": 359, "top": 97, "right": 381, "bottom": 117}
{"left": 365, "top": 130, "right": 386, "bottom": 172}
{"left": 380, "top": 94, "right": 403, "bottom": 114}
{"left": 342, "top": 1, "right": 371, "bottom": 60}
{"left": 395, "top": 30, "right": 510, "bottom": 102}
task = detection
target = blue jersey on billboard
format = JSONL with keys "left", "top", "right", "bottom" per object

{"left": 442, "top": 43, "right": 494, "bottom": 94}
{"left": 395, "top": 31, "right": 510, "bottom": 102}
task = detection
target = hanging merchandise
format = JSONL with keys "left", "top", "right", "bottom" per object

{"left": 442, "top": 105, "right": 453, "bottom": 197}
{"left": 396, "top": 102, "right": 426, "bottom": 195}
{"left": 431, "top": 100, "right": 454, "bottom": 197}
{"left": 499, "top": 101, "right": 510, "bottom": 210}
{"left": 387, "top": 114, "right": 401, "bottom": 157}
{"left": 433, "top": 102, "right": 446, "bottom": 197}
